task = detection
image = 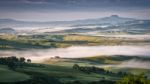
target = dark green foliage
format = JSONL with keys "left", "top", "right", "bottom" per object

{"left": 7, "top": 61, "right": 16, "bottom": 70}
{"left": 73, "top": 64, "right": 105, "bottom": 74}
{"left": 117, "top": 73, "right": 150, "bottom": 84}
{"left": 73, "top": 64, "right": 80, "bottom": 70}
{"left": 0, "top": 56, "right": 19, "bottom": 65}
{"left": 27, "top": 59, "right": 31, "bottom": 63}
{"left": 0, "top": 75, "right": 61, "bottom": 84}
{"left": 89, "top": 80, "right": 116, "bottom": 84}
{"left": 64, "top": 80, "right": 116, "bottom": 84}
{"left": 27, "top": 75, "right": 61, "bottom": 84}
{"left": 65, "top": 81, "right": 82, "bottom": 84}
{"left": 19, "top": 71, "right": 62, "bottom": 84}
{"left": 19, "top": 57, "right": 25, "bottom": 63}
{"left": 0, "top": 56, "right": 32, "bottom": 70}
{"left": 0, "top": 56, "right": 149, "bottom": 84}
{"left": 73, "top": 64, "right": 127, "bottom": 77}
{"left": 0, "top": 38, "right": 52, "bottom": 50}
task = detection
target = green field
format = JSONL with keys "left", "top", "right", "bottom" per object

{"left": 0, "top": 34, "right": 150, "bottom": 84}
{"left": 43, "top": 56, "right": 150, "bottom": 79}
{"left": 0, "top": 55, "right": 150, "bottom": 84}
{"left": 0, "top": 34, "right": 149, "bottom": 50}
{"left": 44, "top": 55, "right": 150, "bottom": 66}
{"left": 0, "top": 63, "right": 118, "bottom": 83}
{"left": 0, "top": 65, "right": 30, "bottom": 82}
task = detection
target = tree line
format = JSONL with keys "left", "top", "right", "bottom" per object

{"left": 73, "top": 64, "right": 127, "bottom": 77}
{"left": 0, "top": 56, "right": 31, "bottom": 70}
{"left": 0, "top": 57, "right": 149, "bottom": 84}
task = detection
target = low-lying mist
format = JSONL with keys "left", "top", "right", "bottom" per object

{"left": 0, "top": 46, "right": 150, "bottom": 63}
{"left": 117, "top": 59, "right": 150, "bottom": 69}
{"left": 98, "top": 59, "right": 150, "bottom": 69}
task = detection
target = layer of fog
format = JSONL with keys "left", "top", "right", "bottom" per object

{"left": 98, "top": 59, "right": 150, "bottom": 69}
{"left": 93, "top": 35, "right": 150, "bottom": 40}
{"left": 13, "top": 25, "right": 111, "bottom": 34}
{"left": 117, "top": 59, "right": 150, "bottom": 69}
{"left": 0, "top": 46, "right": 150, "bottom": 63}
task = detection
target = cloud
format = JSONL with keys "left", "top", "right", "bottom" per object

{"left": 0, "top": 0, "right": 150, "bottom": 21}
{"left": 20, "top": 0, "right": 48, "bottom": 4}
{"left": 1, "top": 0, "right": 150, "bottom": 8}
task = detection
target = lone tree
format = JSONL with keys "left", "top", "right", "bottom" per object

{"left": 27, "top": 59, "right": 31, "bottom": 63}
{"left": 19, "top": 57, "right": 26, "bottom": 63}
{"left": 55, "top": 56, "right": 60, "bottom": 59}
{"left": 73, "top": 64, "right": 80, "bottom": 70}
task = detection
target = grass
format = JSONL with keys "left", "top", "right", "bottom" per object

{"left": 16, "top": 64, "right": 112, "bottom": 82}
{"left": 77, "top": 55, "right": 150, "bottom": 64}
{"left": 43, "top": 56, "right": 150, "bottom": 80}
{"left": 1, "top": 34, "right": 149, "bottom": 50}
{"left": 0, "top": 56, "right": 150, "bottom": 83}
{"left": 0, "top": 65, "right": 30, "bottom": 82}
{"left": 0, "top": 34, "right": 149, "bottom": 83}
{"left": 43, "top": 56, "right": 150, "bottom": 67}
{"left": 109, "top": 67, "right": 150, "bottom": 75}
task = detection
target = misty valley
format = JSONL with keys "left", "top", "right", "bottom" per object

{"left": 0, "top": 9, "right": 150, "bottom": 84}
{"left": 0, "top": 32, "right": 150, "bottom": 84}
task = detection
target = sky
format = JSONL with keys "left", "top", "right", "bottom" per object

{"left": 0, "top": 0, "right": 150, "bottom": 21}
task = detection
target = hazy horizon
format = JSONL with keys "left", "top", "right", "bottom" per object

{"left": 0, "top": 0, "right": 150, "bottom": 21}
{"left": 0, "top": 14, "right": 143, "bottom": 22}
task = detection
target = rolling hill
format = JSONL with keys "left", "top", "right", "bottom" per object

{"left": 0, "top": 15, "right": 149, "bottom": 35}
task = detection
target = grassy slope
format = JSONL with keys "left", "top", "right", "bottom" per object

{"left": 63, "top": 34, "right": 122, "bottom": 45}
{"left": 1, "top": 34, "right": 149, "bottom": 49}
{"left": 0, "top": 55, "right": 150, "bottom": 83}
{"left": 109, "top": 67, "right": 150, "bottom": 74}
{"left": 78, "top": 55, "right": 150, "bottom": 64}
{"left": 44, "top": 55, "right": 150, "bottom": 65}
{"left": 0, "top": 34, "right": 150, "bottom": 82}
{"left": 43, "top": 56, "right": 150, "bottom": 78}
{"left": 16, "top": 64, "right": 117, "bottom": 83}
{"left": 0, "top": 62, "right": 119, "bottom": 83}
{"left": 0, "top": 65, "right": 30, "bottom": 82}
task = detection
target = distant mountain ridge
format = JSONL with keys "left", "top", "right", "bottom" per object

{"left": 0, "top": 15, "right": 150, "bottom": 35}
{"left": 0, "top": 15, "right": 137, "bottom": 28}
{"left": 0, "top": 28, "right": 16, "bottom": 34}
